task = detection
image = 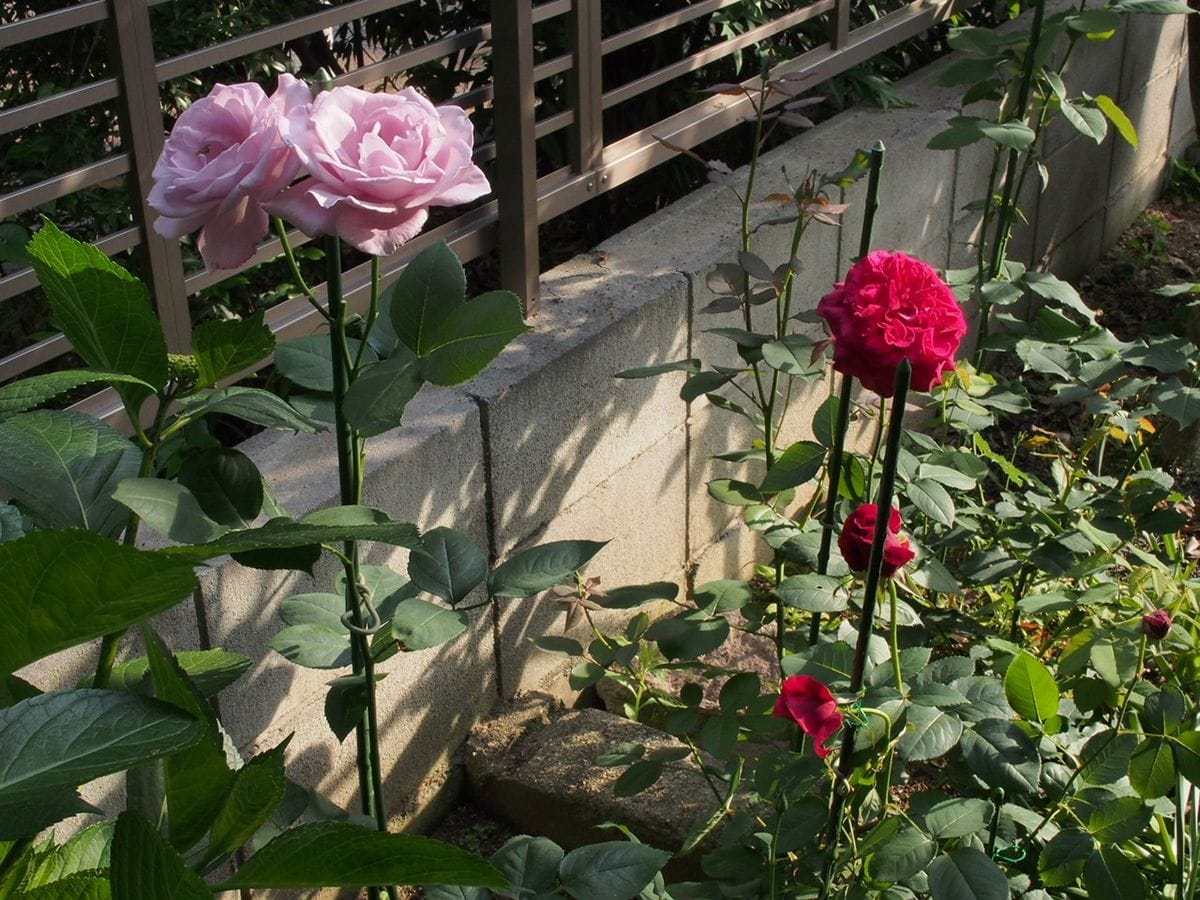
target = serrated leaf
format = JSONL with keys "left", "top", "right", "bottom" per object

{"left": 408, "top": 526, "right": 488, "bottom": 605}
{"left": 417, "top": 291, "right": 528, "bottom": 386}
{"left": 907, "top": 478, "right": 956, "bottom": 527}
{"left": 391, "top": 597, "right": 467, "bottom": 651}
{"left": 0, "top": 530, "right": 197, "bottom": 674}
{"left": 388, "top": 241, "right": 467, "bottom": 354}
{"left": 342, "top": 350, "right": 424, "bottom": 437}
{"left": 645, "top": 612, "right": 729, "bottom": 660}
{"left": 927, "top": 847, "right": 1009, "bottom": 900}
{"left": 960, "top": 718, "right": 1041, "bottom": 796}
{"left": 868, "top": 827, "right": 935, "bottom": 882}
{"left": 143, "top": 627, "right": 233, "bottom": 852}
{"left": 490, "top": 835, "right": 563, "bottom": 897}
{"left": 0, "top": 369, "right": 154, "bottom": 421}
{"left": 923, "top": 798, "right": 993, "bottom": 840}
{"left": 0, "top": 691, "right": 201, "bottom": 832}
{"left": 276, "top": 335, "right": 370, "bottom": 393}
{"left": 110, "top": 812, "right": 218, "bottom": 900}
{"left": 1061, "top": 99, "right": 1107, "bottom": 143}
{"left": 776, "top": 573, "right": 845, "bottom": 612}
{"left": 28, "top": 221, "right": 166, "bottom": 415}
{"left": 113, "top": 478, "right": 227, "bottom": 544}
{"left": 178, "top": 386, "right": 322, "bottom": 433}
{"left": 0, "top": 410, "right": 140, "bottom": 538}
{"left": 192, "top": 312, "right": 274, "bottom": 388}
{"left": 487, "top": 540, "right": 606, "bottom": 598}
{"left": 557, "top": 841, "right": 671, "bottom": 900}
{"left": 1129, "top": 736, "right": 1175, "bottom": 798}
{"left": 1083, "top": 847, "right": 1146, "bottom": 900}
{"left": 1039, "top": 829, "right": 1093, "bottom": 886}
{"left": 204, "top": 738, "right": 289, "bottom": 864}
{"left": 1087, "top": 796, "right": 1150, "bottom": 844}
{"left": 898, "top": 703, "right": 963, "bottom": 762}
{"left": 1080, "top": 730, "right": 1135, "bottom": 786}
{"left": 214, "top": 822, "right": 507, "bottom": 890}
{"left": 89, "top": 648, "right": 252, "bottom": 698}
{"left": 759, "top": 441, "right": 825, "bottom": 494}
{"left": 1004, "top": 651, "right": 1059, "bottom": 724}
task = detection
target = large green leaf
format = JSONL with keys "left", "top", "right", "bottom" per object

{"left": 0, "top": 530, "right": 198, "bottom": 674}
{"left": 0, "top": 410, "right": 140, "bottom": 537}
{"left": 1087, "top": 796, "right": 1151, "bottom": 845}
{"left": 0, "top": 691, "right": 201, "bottom": 829}
{"left": 177, "top": 387, "right": 322, "bottom": 434}
{"left": 143, "top": 628, "right": 233, "bottom": 852}
{"left": 85, "top": 648, "right": 252, "bottom": 698}
{"left": 776, "top": 573, "right": 845, "bottom": 613}
{"left": 1083, "top": 847, "right": 1146, "bottom": 900}
{"left": 213, "top": 822, "right": 506, "bottom": 890}
{"left": 867, "top": 827, "right": 935, "bottom": 882}
{"left": 1004, "top": 651, "right": 1059, "bottom": 725}
{"left": 176, "top": 447, "right": 264, "bottom": 528}
{"left": 759, "top": 441, "right": 825, "bottom": 494}
{"left": 389, "top": 241, "right": 467, "bottom": 353}
{"left": 204, "top": 738, "right": 289, "bottom": 864}
{"left": 276, "top": 335, "right": 372, "bottom": 392}
{"left": 488, "top": 540, "right": 607, "bottom": 598}
{"left": 490, "top": 835, "right": 563, "bottom": 898}
{"left": 19, "top": 875, "right": 111, "bottom": 900}
{"left": 1128, "top": 736, "right": 1175, "bottom": 798}
{"left": 1039, "top": 829, "right": 1093, "bottom": 887}
{"left": 28, "top": 221, "right": 167, "bottom": 414}
{"left": 157, "top": 506, "right": 420, "bottom": 563}
{"left": 342, "top": 350, "right": 424, "bottom": 437}
{"left": 0, "top": 369, "right": 154, "bottom": 421}
{"left": 959, "top": 718, "right": 1041, "bottom": 796}
{"left": 110, "top": 812, "right": 210, "bottom": 900}
{"left": 112, "top": 478, "right": 228, "bottom": 544}
{"left": 556, "top": 841, "right": 671, "bottom": 900}
{"left": 391, "top": 597, "right": 468, "bottom": 651}
{"left": 23, "top": 821, "right": 113, "bottom": 887}
{"left": 644, "top": 611, "right": 729, "bottom": 660}
{"left": 191, "top": 312, "right": 274, "bottom": 388}
{"left": 269, "top": 622, "right": 351, "bottom": 669}
{"left": 927, "top": 847, "right": 1009, "bottom": 900}
{"left": 1080, "top": 730, "right": 1135, "bottom": 786}
{"left": 897, "top": 703, "right": 963, "bottom": 762}
{"left": 417, "top": 291, "right": 528, "bottom": 386}
{"left": 922, "top": 798, "right": 993, "bottom": 840}
{"left": 408, "top": 526, "right": 488, "bottom": 605}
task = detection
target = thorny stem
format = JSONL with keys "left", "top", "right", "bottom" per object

{"left": 274, "top": 217, "right": 330, "bottom": 323}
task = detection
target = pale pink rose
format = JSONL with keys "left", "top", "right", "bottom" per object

{"left": 266, "top": 86, "right": 490, "bottom": 256}
{"left": 149, "top": 75, "right": 311, "bottom": 270}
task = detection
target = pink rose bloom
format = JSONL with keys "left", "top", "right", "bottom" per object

{"left": 149, "top": 75, "right": 311, "bottom": 270}
{"left": 773, "top": 675, "right": 844, "bottom": 758}
{"left": 838, "top": 504, "right": 915, "bottom": 577}
{"left": 817, "top": 250, "right": 967, "bottom": 397}
{"left": 267, "top": 86, "right": 490, "bottom": 256}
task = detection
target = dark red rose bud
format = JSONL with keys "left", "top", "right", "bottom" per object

{"left": 838, "top": 503, "right": 915, "bottom": 577}
{"left": 1142, "top": 609, "right": 1172, "bottom": 641}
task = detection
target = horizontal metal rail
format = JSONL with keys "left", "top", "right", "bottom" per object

{"left": 1, "top": 0, "right": 976, "bottom": 426}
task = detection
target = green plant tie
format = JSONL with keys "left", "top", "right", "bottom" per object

{"left": 993, "top": 844, "right": 1025, "bottom": 864}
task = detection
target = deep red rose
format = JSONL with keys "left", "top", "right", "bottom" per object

{"left": 773, "top": 675, "right": 844, "bottom": 758}
{"left": 1142, "top": 609, "right": 1173, "bottom": 640}
{"left": 838, "top": 504, "right": 915, "bottom": 577}
{"left": 816, "top": 250, "right": 967, "bottom": 397}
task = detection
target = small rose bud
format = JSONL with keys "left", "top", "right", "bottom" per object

{"left": 1142, "top": 609, "right": 1172, "bottom": 641}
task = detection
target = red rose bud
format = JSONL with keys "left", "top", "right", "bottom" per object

{"left": 772, "top": 675, "right": 844, "bottom": 758}
{"left": 816, "top": 250, "right": 967, "bottom": 397}
{"left": 1142, "top": 609, "right": 1172, "bottom": 640}
{"left": 838, "top": 503, "right": 915, "bottom": 577}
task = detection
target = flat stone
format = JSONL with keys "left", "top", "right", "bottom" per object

{"left": 465, "top": 698, "right": 729, "bottom": 865}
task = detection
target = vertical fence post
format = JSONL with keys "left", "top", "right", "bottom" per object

{"left": 830, "top": 0, "right": 850, "bottom": 50}
{"left": 490, "top": 0, "right": 540, "bottom": 315}
{"left": 107, "top": 0, "right": 190, "bottom": 352}
{"left": 568, "top": 0, "right": 603, "bottom": 177}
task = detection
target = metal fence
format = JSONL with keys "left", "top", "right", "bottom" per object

{"left": 0, "top": 0, "right": 976, "bottom": 424}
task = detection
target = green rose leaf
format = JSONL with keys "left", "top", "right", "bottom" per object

{"left": 927, "top": 847, "right": 1009, "bottom": 900}
{"left": 487, "top": 540, "right": 606, "bottom": 598}
{"left": 556, "top": 841, "right": 671, "bottom": 900}
{"left": 1004, "top": 650, "right": 1059, "bottom": 725}
{"left": 409, "top": 526, "right": 488, "bottom": 605}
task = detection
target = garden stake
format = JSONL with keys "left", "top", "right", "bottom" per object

{"left": 810, "top": 141, "right": 885, "bottom": 647}
{"left": 820, "top": 357, "right": 910, "bottom": 891}
{"left": 324, "top": 234, "right": 398, "bottom": 900}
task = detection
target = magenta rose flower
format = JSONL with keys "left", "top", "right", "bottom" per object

{"left": 149, "top": 74, "right": 311, "bottom": 270}
{"left": 267, "top": 86, "right": 491, "bottom": 256}
{"left": 838, "top": 503, "right": 915, "bottom": 577}
{"left": 773, "top": 675, "right": 844, "bottom": 758}
{"left": 817, "top": 250, "right": 967, "bottom": 397}
{"left": 1142, "top": 609, "right": 1173, "bottom": 641}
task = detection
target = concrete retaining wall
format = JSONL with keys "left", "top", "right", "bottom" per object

{"left": 22, "top": 3, "right": 1194, "bottom": 839}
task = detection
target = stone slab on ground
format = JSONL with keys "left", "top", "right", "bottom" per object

{"left": 465, "top": 698, "right": 728, "bottom": 866}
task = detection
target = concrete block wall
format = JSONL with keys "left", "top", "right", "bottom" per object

{"left": 19, "top": 1, "right": 1194, "bottom": 840}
